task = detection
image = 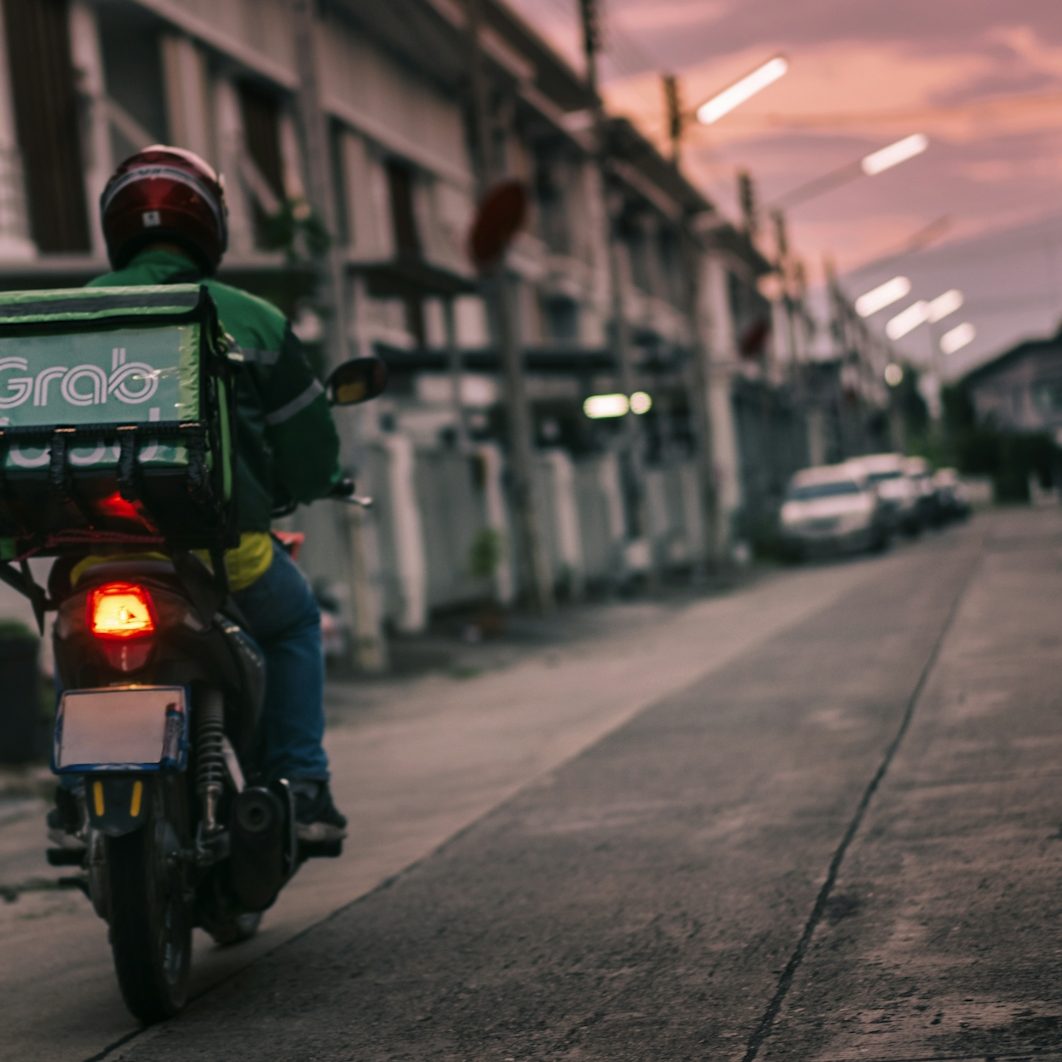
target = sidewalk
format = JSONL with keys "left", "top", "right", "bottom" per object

{"left": 0, "top": 568, "right": 759, "bottom": 786}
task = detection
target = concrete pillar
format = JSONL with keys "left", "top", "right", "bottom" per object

{"left": 213, "top": 77, "right": 254, "bottom": 255}
{"left": 703, "top": 257, "right": 745, "bottom": 558}
{"left": 543, "top": 450, "right": 585, "bottom": 599}
{"left": 380, "top": 434, "right": 428, "bottom": 633}
{"left": 598, "top": 450, "right": 628, "bottom": 580}
{"left": 0, "top": 2, "right": 34, "bottom": 258}
{"left": 68, "top": 0, "right": 111, "bottom": 259}
{"left": 160, "top": 34, "right": 212, "bottom": 161}
{"left": 477, "top": 443, "right": 516, "bottom": 606}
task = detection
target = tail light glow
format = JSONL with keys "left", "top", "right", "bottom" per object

{"left": 88, "top": 583, "right": 157, "bottom": 640}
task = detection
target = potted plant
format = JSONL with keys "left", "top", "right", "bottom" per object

{"left": 467, "top": 528, "right": 507, "bottom": 639}
{"left": 0, "top": 620, "right": 43, "bottom": 765}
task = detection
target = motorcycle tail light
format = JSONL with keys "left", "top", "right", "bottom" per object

{"left": 88, "top": 583, "right": 157, "bottom": 640}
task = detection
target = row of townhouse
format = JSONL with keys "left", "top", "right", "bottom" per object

{"left": 0, "top": 0, "right": 894, "bottom": 647}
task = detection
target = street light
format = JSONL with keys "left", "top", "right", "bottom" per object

{"left": 884, "top": 363, "right": 904, "bottom": 387}
{"left": 926, "top": 288, "right": 963, "bottom": 323}
{"left": 940, "top": 322, "right": 976, "bottom": 355}
{"left": 885, "top": 300, "right": 929, "bottom": 340}
{"left": 884, "top": 288, "right": 963, "bottom": 340}
{"left": 855, "top": 276, "right": 911, "bottom": 317}
{"left": 777, "top": 133, "right": 931, "bottom": 209}
{"left": 695, "top": 55, "right": 789, "bottom": 125}
{"left": 860, "top": 134, "right": 929, "bottom": 177}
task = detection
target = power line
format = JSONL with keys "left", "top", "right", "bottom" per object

{"left": 685, "top": 90, "right": 1062, "bottom": 131}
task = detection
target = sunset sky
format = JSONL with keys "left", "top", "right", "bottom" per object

{"left": 509, "top": 0, "right": 1062, "bottom": 376}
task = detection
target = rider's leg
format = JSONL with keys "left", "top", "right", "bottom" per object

{"left": 231, "top": 541, "right": 345, "bottom": 838}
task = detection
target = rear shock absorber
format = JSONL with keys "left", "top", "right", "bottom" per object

{"left": 195, "top": 689, "right": 226, "bottom": 834}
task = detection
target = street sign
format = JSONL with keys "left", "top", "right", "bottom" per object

{"left": 468, "top": 180, "right": 529, "bottom": 270}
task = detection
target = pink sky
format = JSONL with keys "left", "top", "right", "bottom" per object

{"left": 508, "top": 0, "right": 1062, "bottom": 374}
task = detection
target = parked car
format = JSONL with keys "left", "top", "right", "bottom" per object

{"left": 780, "top": 463, "right": 892, "bottom": 559}
{"left": 931, "top": 467, "right": 972, "bottom": 522}
{"left": 849, "top": 452, "right": 923, "bottom": 534}
{"left": 902, "top": 456, "right": 942, "bottom": 528}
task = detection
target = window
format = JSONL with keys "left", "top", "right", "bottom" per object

{"left": 97, "top": 6, "right": 168, "bottom": 163}
{"left": 534, "top": 162, "right": 570, "bottom": 255}
{"left": 2, "top": 0, "right": 90, "bottom": 252}
{"left": 329, "top": 121, "right": 351, "bottom": 249}
{"left": 541, "top": 295, "right": 579, "bottom": 344}
{"left": 237, "top": 79, "right": 284, "bottom": 247}
{"left": 386, "top": 158, "right": 420, "bottom": 258}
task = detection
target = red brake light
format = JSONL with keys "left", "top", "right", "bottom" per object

{"left": 88, "top": 583, "right": 157, "bottom": 639}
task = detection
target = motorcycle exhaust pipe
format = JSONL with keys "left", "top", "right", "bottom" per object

{"left": 228, "top": 787, "right": 290, "bottom": 912}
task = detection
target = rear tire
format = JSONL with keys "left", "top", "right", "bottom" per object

{"left": 106, "top": 787, "right": 192, "bottom": 1023}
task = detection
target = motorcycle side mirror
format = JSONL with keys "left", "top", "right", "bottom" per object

{"left": 327, "top": 357, "right": 388, "bottom": 406}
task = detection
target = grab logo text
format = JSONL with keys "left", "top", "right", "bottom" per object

{"left": 0, "top": 347, "right": 159, "bottom": 409}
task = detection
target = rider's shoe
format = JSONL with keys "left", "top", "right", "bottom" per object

{"left": 46, "top": 785, "right": 86, "bottom": 851}
{"left": 291, "top": 780, "right": 347, "bottom": 844}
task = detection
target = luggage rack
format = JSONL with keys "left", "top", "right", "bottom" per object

{"left": 0, "top": 418, "right": 233, "bottom": 632}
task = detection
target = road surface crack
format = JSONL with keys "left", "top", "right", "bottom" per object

{"left": 740, "top": 550, "right": 982, "bottom": 1062}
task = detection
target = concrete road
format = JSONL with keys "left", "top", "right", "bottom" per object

{"left": 4, "top": 509, "right": 1061, "bottom": 1061}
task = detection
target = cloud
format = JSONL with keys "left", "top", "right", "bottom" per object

{"left": 605, "top": 0, "right": 1062, "bottom": 69}
{"left": 601, "top": 38, "right": 997, "bottom": 148}
{"left": 988, "top": 24, "right": 1062, "bottom": 73}
{"left": 614, "top": 0, "right": 730, "bottom": 33}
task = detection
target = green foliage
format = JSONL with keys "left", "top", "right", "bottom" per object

{"left": 468, "top": 528, "right": 505, "bottom": 582}
{"left": 262, "top": 197, "right": 331, "bottom": 268}
{"left": 0, "top": 619, "right": 36, "bottom": 640}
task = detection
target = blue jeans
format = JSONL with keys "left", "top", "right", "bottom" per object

{"left": 232, "top": 540, "right": 329, "bottom": 782}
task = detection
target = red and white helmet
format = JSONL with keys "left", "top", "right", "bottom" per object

{"left": 100, "top": 145, "right": 228, "bottom": 273}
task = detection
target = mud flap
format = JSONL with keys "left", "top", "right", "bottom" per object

{"left": 84, "top": 775, "right": 151, "bottom": 838}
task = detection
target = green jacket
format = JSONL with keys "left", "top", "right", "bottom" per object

{"left": 88, "top": 248, "right": 341, "bottom": 532}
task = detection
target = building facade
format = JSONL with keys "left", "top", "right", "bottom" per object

{"left": 0, "top": 0, "right": 843, "bottom": 644}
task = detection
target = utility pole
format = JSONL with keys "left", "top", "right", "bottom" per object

{"left": 580, "top": 0, "right": 658, "bottom": 589}
{"left": 662, "top": 74, "right": 683, "bottom": 165}
{"left": 770, "top": 207, "right": 799, "bottom": 374}
{"left": 291, "top": 0, "right": 388, "bottom": 671}
{"left": 681, "top": 219, "right": 723, "bottom": 576}
{"left": 659, "top": 71, "right": 721, "bottom": 574}
{"left": 466, "top": 0, "right": 554, "bottom": 612}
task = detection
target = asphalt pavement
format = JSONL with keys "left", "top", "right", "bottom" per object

{"left": 5, "top": 508, "right": 1062, "bottom": 1061}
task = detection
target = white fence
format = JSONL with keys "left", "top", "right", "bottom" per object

{"left": 306, "top": 437, "right": 707, "bottom": 632}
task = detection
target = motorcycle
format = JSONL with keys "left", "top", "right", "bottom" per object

{"left": 21, "top": 356, "right": 387, "bottom": 1023}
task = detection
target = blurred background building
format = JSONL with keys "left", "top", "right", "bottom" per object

{"left": 0, "top": 0, "right": 950, "bottom": 660}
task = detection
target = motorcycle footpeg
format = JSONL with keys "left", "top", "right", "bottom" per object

{"left": 46, "top": 846, "right": 86, "bottom": 867}
{"left": 297, "top": 837, "right": 344, "bottom": 860}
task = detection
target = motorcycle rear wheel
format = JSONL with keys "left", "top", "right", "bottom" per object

{"left": 106, "top": 792, "right": 192, "bottom": 1023}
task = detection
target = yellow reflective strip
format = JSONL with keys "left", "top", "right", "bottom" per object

{"left": 130, "top": 780, "right": 143, "bottom": 817}
{"left": 92, "top": 781, "right": 105, "bottom": 817}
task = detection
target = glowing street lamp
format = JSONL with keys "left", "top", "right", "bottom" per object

{"left": 940, "top": 322, "right": 975, "bottom": 355}
{"left": 855, "top": 276, "right": 911, "bottom": 317}
{"left": 695, "top": 55, "right": 789, "bottom": 125}
{"left": 778, "top": 133, "right": 931, "bottom": 208}
{"left": 884, "top": 288, "right": 964, "bottom": 341}
{"left": 583, "top": 392, "right": 653, "bottom": 419}
{"left": 926, "top": 288, "right": 963, "bottom": 323}
{"left": 860, "top": 134, "right": 929, "bottom": 177}
{"left": 885, "top": 301, "right": 929, "bottom": 340}
{"left": 884, "top": 363, "right": 904, "bottom": 387}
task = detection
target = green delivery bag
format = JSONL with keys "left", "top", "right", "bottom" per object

{"left": 0, "top": 284, "right": 235, "bottom": 553}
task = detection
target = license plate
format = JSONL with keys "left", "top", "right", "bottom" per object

{"left": 807, "top": 518, "right": 838, "bottom": 534}
{"left": 54, "top": 686, "right": 187, "bottom": 773}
